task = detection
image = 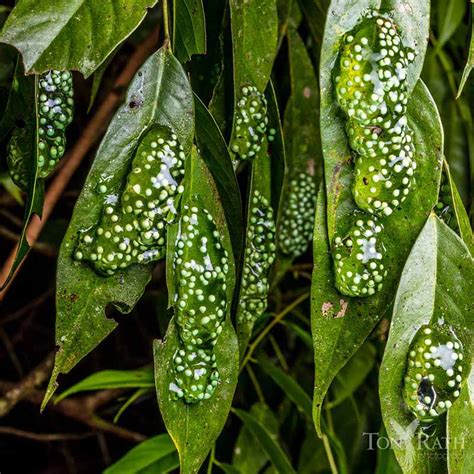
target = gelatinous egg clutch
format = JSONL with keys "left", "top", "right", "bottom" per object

{"left": 74, "top": 125, "right": 185, "bottom": 275}
{"left": 403, "top": 324, "right": 467, "bottom": 422}
{"left": 331, "top": 14, "right": 417, "bottom": 298}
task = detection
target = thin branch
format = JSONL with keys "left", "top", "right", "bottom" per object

{"left": 0, "top": 426, "right": 94, "bottom": 442}
{"left": 0, "top": 380, "right": 145, "bottom": 443}
{"left": 1, "top": 289, "right": 53, "bottom": 324}
{"left": 0, "top": 27, "right": 161, "bottom": 301}
{"left": 0, "top": 351, "right": 54, "bottom": 417}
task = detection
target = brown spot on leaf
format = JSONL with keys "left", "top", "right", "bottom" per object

{"left": 322, "top": 302, "right": 334, "bottom": 317}
{"left": 335, "top": 299, "right": 348, "bottom": 318}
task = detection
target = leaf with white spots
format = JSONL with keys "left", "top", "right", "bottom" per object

{"left": 228, "top": 0, "right": 278, "bottom": 163}
{"left": 155, "top": 149, "right": 238, "bottom": 474}
{"left": 44, "top": 47, "right": 194, "bottom": 409}
{"left": 275, "top": 25, "right": 320, "bottom": 278}
{"left": 313, "top": 0, "right": 440, "bottom": 434}
{"left": 379, "top": 215, "right": 473, "bottom": 473}
{"left": 236, "top": 143, "right": 276, "bottom": 357}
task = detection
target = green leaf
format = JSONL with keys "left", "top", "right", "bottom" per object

{"left": 379, "top": 215, "right": 474, "bottom": 473}
{"left": 194, "top": 94, "right": 243, "bottom": 262}
{"left": 0, "top": 62, "right": 45, "bottom": 290}
{"left": 173, "top": 0, "right": 206, "bottom": 63}
{"left": 327, "top": 342, "right": 376, "bottom": 409}
{"left": 233, "top": 402, "right": 279, "bottom": 474}
{"left": 103, "top": 434, "right": 177, "bottom": 474}
{"left": 233, "top": 408, "right": 296, "bottom": 474}
{"left": 436, "top": 0, "right": 466, "bottom": 48}
{"left": 44, "top": 47, "right": 194, "bottom": 409}
{"left": 258, "top": 357, "right": 312, "bottom": 421}
{"left": 437, "top": 160, "right": 474, "bottom": 254}
{"left": 229, "top": 0, "right": 278, "bottom": 93}
{"left": 228, "top": 0, "right": 278, "bottom": 160}
{"left": 275, "top": 24, "right": 320, "bottom": 274}
{"left": 457, "top": 3, "right": 474, "bottom": 98}
{"left": 0, "top": 0, "right": 159, "bottom": 78}
{"left": 55, "top": 367, "right": 154, "bottom": 402}
{"left": 236, "top": 143, "right": 273, "bottom": 356}
{"left": 87, "top": 49, "right": 118, "bottom": 112}
{"left": 313, "top": 0, "right": 439, "bottom": 435}
{"left": 447, "top": 366, "right": 474, "bottom": 474}
{"left": 0, "top": 172, "right": 23, "bottom": 206}
{"left": 154, "top": 150, "right": 238, "bottom": 474}
{"left": 296, "top": 0, "right": 330, "bottom": 64}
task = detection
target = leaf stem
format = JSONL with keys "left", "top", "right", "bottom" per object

{"left": 246, "top": 365, "right": 265, "bottom": 402}
{"left": 162, "top": 0, "right": 172, "bottom": 51}
{"left": 239, "top": 292, "right": 310, "bottom": 373}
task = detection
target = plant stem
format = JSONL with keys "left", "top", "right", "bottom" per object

{"left": 162, "top": 0, "right": 172, "bottom": 50}
{"left": 246, "top": 365, "right": 265, "bottom": 402}
{"left": 239, "top": 292, "right": 310, "bottom": 372}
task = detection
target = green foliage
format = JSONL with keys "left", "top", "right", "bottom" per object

{"left": 0, "top": 0, "right": 472, "bottom": 473}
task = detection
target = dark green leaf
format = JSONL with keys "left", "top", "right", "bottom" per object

{"left": 194, "top": 94, "right": 243, "bottom": 262}
{"left": 437, "top": 160, "right": 473, "bottom": 254}
{"left": 103, "top": 434, "right": 176, "bottom": 474}
{"left": 233, "top": 408, "right": 296, "bottom": 474}
{"left": 313, "top": 0, "right": 438, "bottom": 434}
{"left": 55, "top": 367, "right": 154, "bottom": 402}
{"left": 275, "top": 25, "right": 320, "bottom": 275}
{"left": 0, "top": 0, "right": 159, "bottom": 78}
{"left": 44, "top": 47, "right": 194, "bottom": 409}
{"left": 0, "top": 62, "right": 45, "bottom": 291}
{"left": 154, "top": 151, "right": 238, "bottom": 474}
{"left": 447, "top": 366, "right": 474, "bottom": 474}
{"left": 379, "top": 215, "right": 474, "bottom": 473}
{"left": 233, "top": 402, "right": 279, "bottom": 474}
{"left": 236, "top": 143, "right": 273, "bottom": 355}
{"left": 436, "top": 0, "right": 466, "bottom": 48}
{"left": 327, "top": 342, "right": 376, "bottom": 409}
{"left": 258, "top": 357, "right": 312, "bottom": 421}
{"left": 229, "top": 0, "right": 278, "bottom": 92}
{"left": 173, "top": 0, "right": 206, "bottom": 63}
{"left": 457, "top": 4, "right": 474, "bottom": 97}
{"left": 87, "top": 49, "right": 118, "bottom": 112}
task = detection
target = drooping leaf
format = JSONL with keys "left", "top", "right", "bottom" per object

{"left": 436, "top": 0, "right": 466, "bottom": 48}
{"left": 236, "top": 144, "right": 275, "bottom": 356}
{"left": 435, "top": 160, "right": 473, "bottom": 254}
{"left": 447, "top": 366, "right": 474, "bottom": 474}
{"left": 457, "top": 3, "right": 474, "bottom": 98}
{"left": 327, "top": 342, "right": 376, "bottom": 409}
{"left": 233, "top": 408, "right": 296, "bottom": 474}
{"left": 55, "top": 367, "right": 154, "bottom": 402}
{"left": 173, "top": 0, "right": 206, "bottom": 63}
{"left": 44, "top": 47, "right": 194, "bottom": 409}
{"left": 0, "top": 62, "right": 45, "bottom": 290}
{"left": 228, "top": 0, "right": 278, "bottom": 93}
{"left": 0, "top": 0, "right": 159, "bottom": 78}
{"left": 103, "top": 434, "right": 177, "bottom": 474}
{"left": 313, "top": 0, "right": 438, "bottom": 434}
{"left": 258, "top": 357, "right": 312, "bottom": 420}
{"left": 154, "top": 151, "right": 238, "bottom": 474}
{"left": 296, "top": 0, "right": 330, "bottom": 64}
{"left": 228, "top": 0, "right": 278, "bottom": 163}
{"left": 233, "top": 402, "right": 279, "bottom": 474}
{"left": 275, "top": 25, "right": 320, "bottom": 278}
{"left": 194, "top": 94, "right": 243, "bottom": 262}
{"left": 379, "top": 215, "right": 473, "bottom": 473}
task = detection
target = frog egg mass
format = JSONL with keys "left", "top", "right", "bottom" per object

{"left": 334, "top": 15, "right": 416, "bottom": 216}
{"left": 238, "top": 191, "right": 276, "bottom": 323}
{"left": 403, "top": 324, "right": 467, "bottom": 422}
{"left": 74, "top": 125, "right": 186, "bottom": 275}
{"left": 171, "top": 204, "right": 229, "bottom": 403}
{"left": 278, "top": 171, "right": 317, "bottom": 257}
{"left": 7, "top": 70, "right": 74, "bottom": 189}
{"left": 231, "top": 85, "right": 268, "bottom": 161}
{"left": 332, "top": 216, "right": 387, "bottom": 297}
